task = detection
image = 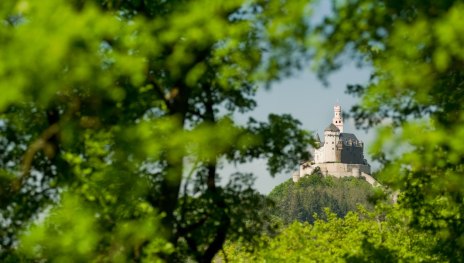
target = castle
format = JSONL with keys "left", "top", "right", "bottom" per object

{"left": 293, "top": 105, "right": 376, "bottom": 185}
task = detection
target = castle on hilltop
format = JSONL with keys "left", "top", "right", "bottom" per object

{"left": 293, "top": 105, "right": 377, "bottom": 185}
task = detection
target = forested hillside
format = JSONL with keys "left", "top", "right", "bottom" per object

{"left": 269, "top": 173, "right": 374, "bottom": 223}
{"left": 217, "top": 176, "right": 435, "bottom": 262}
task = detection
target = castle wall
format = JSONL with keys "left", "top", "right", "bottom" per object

{"left": 296, "top": 162, "right": 375, "bottom": 185}
{"left": 300, "top": 162, "right": 315, "bottom": 177}
{"left": 299, "top": 162, "right": 370, "bottom": 178}
{"left": 361, "top": 172, "right": 377, "bottom": 186}
{"left": 340, "top": 145, "right": 364, "bottom": 164}
{"left": 317, "top": 163, "right": 370, "bottom": 177}
{"left": 314, "top": 147, "right": 324, "bottom": 163}
{"left": 293, "top": 162, "right": 378, "bottom": 186}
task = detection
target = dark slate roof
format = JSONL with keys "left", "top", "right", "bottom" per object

{"left": 339, "top": 133, "right": 360, "bottom": 143}
{"left": 324, "top": 123, "right": 340, "bottom": 132}
{"left": 315, "top": 133, "right": 321, "bottom": 142}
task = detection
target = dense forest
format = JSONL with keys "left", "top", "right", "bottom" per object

{"left": 269, "top": 173, "right": 375, "bottom": 224}
{"left": 1, "top": 0, "right": 464, "bottom": 262}
{"left": 219, "top": 207, "right": 437, "bottom": 262}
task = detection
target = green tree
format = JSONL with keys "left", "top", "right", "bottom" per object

{"left": 219, "top": 206, "right": 437, "bottom": 262}
{"left": 316, "top": 0, "right": 464, "bottom": 261}
{"left": 0, "top": 0, "right": 315, "bottom": 261}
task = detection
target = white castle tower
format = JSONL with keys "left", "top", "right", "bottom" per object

{"left": 332, "top": 104, "right": 343, "bottom": 132}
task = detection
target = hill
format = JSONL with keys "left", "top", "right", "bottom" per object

{"left": 268, "top": 173, "right": 375, "bottom": 224}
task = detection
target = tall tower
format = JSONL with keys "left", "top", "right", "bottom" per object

{"left": 323, "top": 123, "right": 340, "bottom": 162}
{"left": 332, "top": 105, "right": 344, "bottom": 132}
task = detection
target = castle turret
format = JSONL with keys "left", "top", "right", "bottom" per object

{"left": 332, "top": 105, "right": 344, "bottom": 132}
{"left": 323, "top": 123, "right": 340, "bottom": 162}
{"left": 315, "top": 133, "right": 321, "bottom": 147}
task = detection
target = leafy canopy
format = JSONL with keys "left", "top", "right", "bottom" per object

{"left": 0, "top": 0, "right": 315, "bottom": 261}
{"left": 219, "top": 206, "right": 437, "bottom": 262}
{"left": 317, "top": 0, "right": 464, "bottom": 261}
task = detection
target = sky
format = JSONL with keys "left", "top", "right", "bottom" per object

{"left": 220, "top": 64, "right": 376, "bottom": 194}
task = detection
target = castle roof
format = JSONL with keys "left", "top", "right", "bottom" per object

{"left": 339, "top": 133, "right": 361, "bottom": 144}
{"left": 315, "top": 133, "right": 321, "bottom": 142}
{"left": 324, "top": 123, "right": 339, "bottom": 132}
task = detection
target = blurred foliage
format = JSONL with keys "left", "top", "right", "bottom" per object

{"left": 268, "top": 174, "right": 375, "bottom": 224}
{"left": 0, "top": 0, "right": 314, "bottom": 262}
{"left": 316, "top": 0, "right": 464, "bottom": 261}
